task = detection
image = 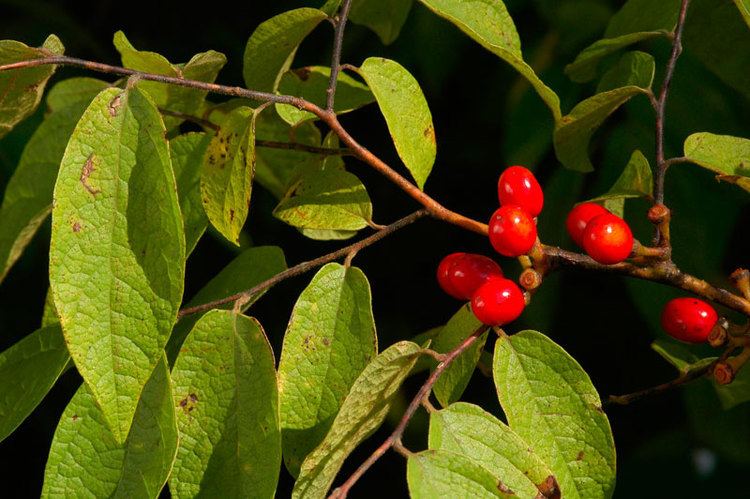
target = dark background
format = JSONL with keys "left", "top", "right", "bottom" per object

{"left": 1, "top": 0, "right": 749, "bottom": 496}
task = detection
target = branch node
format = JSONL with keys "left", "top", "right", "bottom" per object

{"left": 708, "top": 321, "right": 728, "bottom": 348}
{"left": 392, "top": 439, "right": 413, "bottom": 458}
{"left": 520, "top": 268, "right": 543, "bottom": 291}
{"left": 730, "top": 268, "right": 750, "bottom": 300}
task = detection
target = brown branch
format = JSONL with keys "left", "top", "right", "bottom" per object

{"left": 652, "top": 0, "right": 690, "bottom": 244}
{"left": 326, "top": 0, "right": 353, "bottom": 112}
{"left": 328, "top": 325, "right": 488, "bottom": 499}
{"left": 158, "top": 107, "right": 219, "bottom": 131}
{"left": 177, "top": 210, "right": 428, "bottom": 318}
{"left": 255, "top": 140, "right": 352, "bottom": 156}
{"left": 606, "top": 360, "right": 714, "bottom": 406}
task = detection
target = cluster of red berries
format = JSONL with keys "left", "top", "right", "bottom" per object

{"left": 565, "top": 202, "right": 633, "bottom": 264}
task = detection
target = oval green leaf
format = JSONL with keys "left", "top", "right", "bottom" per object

{"left": 349, "top": 0, "right": 414, "bottom": 45}
{"left": 684, "top": 132, "right": 750, "bottom": 192}
{"left": 493, "top": 330, "right": 616, "bottom": 499}
{"left": 0, "top": 34, "right": 64, "bottom": 138}
{"left": 200, "top": 106, "right": 256, "bottom": 244}
{"left": 0, "top": 325, "right": 70, "bottom": 443}
{"left": 242, "top": 8, "right": 328, "bottom": 93}
{"left": 171, "top": 132, "right": 211, "bottom": 255}
{"left": 0, "top": 78, "right": 108, "bottom": 284}
{"left": 170, "top": 311, "right": 280, "bottom": 498}
{"left": 588, "top": 149, "right": 653, "bottom": 205}
{"left": 596, "top": 51, "right": 655, "bottom": 93}
{"left": 279, "top": 263, "right": 377, "bottom": 476}
{"left": 292, "top": 341, "right": 422, "bottom": 498}
{"left": 42, "top": 356, "right": 177, "bottom": 498}
{"left": 358, "top": 57, "right": 436, "bottom": 189}
{"left": 428, "top": 402, "right": 557, "bottom": 498}
{"left": 49, "top": 86, "right": 185, "bottom": 443}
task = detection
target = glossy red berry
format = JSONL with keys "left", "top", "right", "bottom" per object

{"left": 498, "top": 166, "right": 544, "bottom": 217}
{"left": 661, "top": 297, "right": 718, "bottom": 343}
{"left": 566, "top": 202, "right": 609, "bottom": 247}
{"left": 471, "top": 277, "right": 525, "bottom": 326}
{"left": 488, "top": 205, "right": 537, "bottom": 257}
{"left": 437, "top": 253, "right": 503, "bottom": 300}
{"left": 581, "top": 213, "right": 634, "bottom": 264}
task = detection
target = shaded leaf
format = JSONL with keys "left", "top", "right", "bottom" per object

{"left": 41, "top": 287, "right": 59, "bottom": 327}
{"left": 292, "top": 341, "right": 421, "bottom": 498}
{"left": 276, "top": 66, "right": 374, "bottom": 126}
{"left": 279, "top": 263, "right": 377, "bottom": 477}
{"left": 418, "top": 0, "right": 561, "bottom": 119}
{"left": 49, "top": 86, "right": 185, "bottom": 442}
{"left": 0, "top": 34, "right": 64, "bottom": 138}
{"left": 171, "top": 133, "right": 211, "bottom": 255}
{"left": 243, "top": 8, "right": 328, "bottom": 93}
{"left": 165, "top": 246, "right": 287, "bottom": 365}
{"left": 431, "top": 304, "right": 487, "bottom": 408}
{"left": 200, "top": 106, "right": 256, "bottom": 244}
{"left": 735, "top": 0, "right": 750, "bottom": 27}
{"left": 0, "top": 325, "right": 69, "bottom": 443}
{"left": 588, "top": 149, "right": 653, "bottom": 204}
{"left": 554, "top": 86, "right": 647, "bottom": 172}
{"left": 170, "top": 311, "right": 280, "bottom": 498}
{"left": 42, "top": 357, "right": 177, "bottom": 498}
{"left": 429, "top": 402, "right": 555, "bottom": 498}
{"left": 407, "top": 450, "right": 512, "bottom": 498}
{"left": 493, "top": 330, "right": 616, "bottom": 499}
{"left": 358, "top": 57, "right": 436, "bottom": 189}
{"left": 349, "top": 0, "right": 414, "bottom": 45}
{"left": 273, "top": 169, "right": 372, "bottom": 235}
{"left": 683, "top": 132, "right": 750, "bottom": 192}
{"left": 113, "top": 31, "right": 226, "bottom": 129}
{"left": 597, "top": 51, "right": 655, "bottom": 93}
{"left": 651, "top": 339, "right": 716, "bottom": 375}
{"left": 715, "top": 365, "right": 750, "bottom": 410}
{"left": 0, "top": 78, "right": 108, "bottom": 284}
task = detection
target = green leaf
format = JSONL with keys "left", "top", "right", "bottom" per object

{"left": 418, "top": 0, "right": 561, "bottom": 119}
{"left": 430, "top": 304, "right": 487, "bottom": 408}
{"left": 171, "top": 133, "right": 211, "bottom": 255}
{"left": 0, "top": 78, "right": 108, "bottom": 284}
{"left": 41, "top": 287, "right": 59, "bottom": 327}
{"left": 42, "top": 356, "right": 177, "bottom": 498}
{"left": 279, "top": 263, "right": 377, "bottom": 477}
{"left": 320, "top": 0, "right": 343, "bottom": 16}
{"left": 200, "top": 106, "right": 256, "bottom": 244}
{"left": 113, "top": 31, "right": 226, "bottom": 129}
{"left": 273, "top": 169, "right": 372, "bottom": 236}
{"left": 358, "top": 57, "right": 436, "bottom": 189}
{"left": 170, "top": 311, "right": 280, "bottom": 498}
{"left": 166, "top": 246, "right": 287, "bottom": 365}
{"left": 683, "top": 133, "right": 750, "bottom": 192}
{"left": 735, "top": 0, "right": 750, "bottom": 27}
{"left": 242, "top": 8, "right": 328, "bottom": 93}
{"left": 292, "top": 341, "right": 422, "bottom": 498}
{"left": 493, "top": 330, "right": 616, "bottom": 499}
{"left": 407, "top": 450, "right": 512, "bottom": 498}
{"left": 715, "top": 364, "right": 750, "bottom": 410}
{"left": 554, "top": 86, "right": 647, "bottom": 172}
{"left": 429, "top": 402, "right": 557, "bottom": 497}
{"left": 683, "top": 0, "right": 750, "bottom": 102}
{"left": 49, "top": 86, "right": 185, "bottom": 443}
{"left": 651, "top": 339, "right": 716, "bottom": 374}
{"left": 349, "top": 0, "right": 414, "bottom": 45}
{"left": 275, "top": 66, "right": 374, "bottom": 126}
{"left": 588, "top": 149, "right": 653, "bottom": 204}
{"left": 0, "top": 34, "right": 64, "bottom": 138}
{"left": 596, "top": 51, "right": 655, "bottom": 93}
{"left": 254, "top": 108, "right": 324, "bottom": 198}
{"left": 0, "top": 325, "right": 69, "bottom": 443}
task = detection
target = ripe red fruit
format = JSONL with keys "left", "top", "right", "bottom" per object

{"left": 437, "top": 253, "right": 503, "bottom": 300}
{"left": 488, "top": 205, "right": 537, "bottom": 257}
{"left": 470, "top": 277, "right": 525, "bottom": 326}
{"left": 581, "top": 213, "right": 634, "bottom": 264}
{"left": 566, "top": 202, "right": 609, "bottom": 247}
{"left": 661, "top": 297, "right": 718, "bottom": 343}
{"left": 498, "top": 166, "right": 544, "bottom": 217}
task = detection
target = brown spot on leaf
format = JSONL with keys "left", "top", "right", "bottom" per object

{"left": 423, "top": 125, "right": 436, "bottom": 145}
{"left": 229, "top": 209, "right": 235, "bottom": 221}
{"left": 178, "top": 393, "right": 199, "bottom": 414}
{"left": 535, "top": 475, "right": 560, "bottom": 499}
{"left": 322, "top": 337, "right": 331, "bottom": 346}
{"left": 497, "top": 481, "right": 515, "bottom": 495}
{"left": 108, "top": 94, "right": 122, "bottom": 117}
{"left": 294, "top": 67, "right": 312, "bottom": 81}
{"left": 71, "top": 414, "right": 79, "bottom": 422}
{"left": 576, "top": 450, "right": 585, "bottom": 461}
{"left": 80, "top": 154, "right": 102, "bottom": 196}
{"left": 72, "top": 221, "right": 82, "bottom": 233}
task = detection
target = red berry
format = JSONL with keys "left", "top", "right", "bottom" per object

{"left": 437, "top": 253, "right": 503, "bottom": 300}
{"left": 488, "top": 205, "right": 537, "bottom": 257}
{"left": 566, "top": 202, "right": 609, "bottom": 247}
{"left": 661, "top": 297, "right": 718, "bottom": 343}
{"left": 581, "top": 213, "right": 634, "bottom": 264}
{"left": 471, "top": 277, "right": 525, "bottom": 326}
{"left": 498, "top": 166, "right": 544, "bottom": 217}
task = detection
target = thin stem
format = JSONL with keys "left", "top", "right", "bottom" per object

{"left": 177, "top": 210, "right": 428, "bottom": 318}
{"left": 606, "top": 361, "right": 714, "bottom": 406}
{"left": 328, "top": 325, "right": 488, "bottom": 498}
{"left": 652, "top": 0, "right": 690, "bottom": 243}
{"left": 255, "top": 140, "right": 352, "bottom": 156}
{"left": 326, "top": 0, "right": 353, "bottom": 112}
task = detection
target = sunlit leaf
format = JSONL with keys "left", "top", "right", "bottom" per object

{"left": 171, "top": 133, "right": 211, "bottom": 255}
{"left": 684, "top": 133, "right": 750, "bottom": 192}
{"left": 407, "top": 450, "right": 513, "bottom": 498}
